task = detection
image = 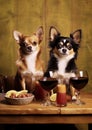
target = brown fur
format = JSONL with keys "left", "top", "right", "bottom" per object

{"left": 13, "top": 26, "right": 44, "bottom": 92}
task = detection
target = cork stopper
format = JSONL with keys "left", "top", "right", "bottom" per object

{"left": 57, "top": 84, "right": 66, "bottom": 93}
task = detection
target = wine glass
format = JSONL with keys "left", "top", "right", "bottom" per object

{"left": 70, "top": 70, "right": 89, "bottom": 105}
{"left": 38, "top": 77, "right": 58, "bottom": 106}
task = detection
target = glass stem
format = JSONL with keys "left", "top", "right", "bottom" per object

{"left": 47, "top": 92, "right": 50, "bottom": 101}
{"left": 76, "top": 91, "right": 84, "bottom": 105}
{"left": 44, "top": 92, "right": 51, "bottom": 106}
{"left": 77, "top": 91, "right": 80, "bottom": 100}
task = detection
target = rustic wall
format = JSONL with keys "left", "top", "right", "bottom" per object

{"left": 0, "top": 0, "right": 92, "bottom": 93}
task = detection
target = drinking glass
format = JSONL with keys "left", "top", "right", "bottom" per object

{"left": 70, "top": 70, "right": 89, "bottom": 105}
{"left": 38, "top": 77, "right": 58, "bottom": 106}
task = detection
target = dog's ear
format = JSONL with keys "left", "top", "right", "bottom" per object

{"left": 49, "top": 26, "right": 60, "bottom": 41}
{"left": 70, "top": 29, "right": 82, "bottom": 44}
{"left": 35, "top": 26, "right": 43, "bottom": 43}
{"left": 13, "top": 31, "right": 23, "bottom": 43}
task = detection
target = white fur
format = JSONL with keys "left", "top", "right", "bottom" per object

{"left": 23, "top": 52, "right": 43, "bottom": 77}
{"left": 25, "top": 52, "right": 37, "bottom": 73}
{"left": 57, "top": 53, "right": 75, "bottom": 79}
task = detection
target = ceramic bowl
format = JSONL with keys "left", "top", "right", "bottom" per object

{"left": 5, "top": 93, "right": 34, "bottom": 105}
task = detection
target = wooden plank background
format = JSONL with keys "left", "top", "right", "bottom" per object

{"left": 0, "top": 0, "right": 92, "bottom": 93}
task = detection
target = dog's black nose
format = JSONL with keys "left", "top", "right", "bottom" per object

{"left": 27, "top": 46, "right": 32, "bottom": 51}
{"left": 62, "top": 49, "right": 67, "bottom": 53}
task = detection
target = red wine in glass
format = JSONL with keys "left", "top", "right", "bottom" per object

{"left": 38, "top": 77, "right": 58, "bottom": 106}
{"left": 70, "top": 70, "right": 89, "bottom": 105}
{"left": 70, "top": 77, "right": 88, "bottom": 91}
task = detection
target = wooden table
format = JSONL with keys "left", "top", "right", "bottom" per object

{"left": 0, "top": 93, "right": 92, "bottom": 129}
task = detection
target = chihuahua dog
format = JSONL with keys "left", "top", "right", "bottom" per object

{"left": 13, "top": 26, "right": 44, "bottom": 92}
{"left": 44, "top": 26, "right": 82, "bottom": 100}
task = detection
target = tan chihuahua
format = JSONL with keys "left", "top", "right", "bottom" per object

{"left": 13, "top": 26, "right": 44, "bottom": 92}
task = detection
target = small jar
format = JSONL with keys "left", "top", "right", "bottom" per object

{"left": 56, "top": 84, "right": 67, "bottom": 107}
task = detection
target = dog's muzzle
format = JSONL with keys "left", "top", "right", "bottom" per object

{"left": 26, "top": 46, "right": 32, "bottom": 52}
{"left": 62, "top": 48, "right": 67, "bottom": 53}
{"left": 61, "top": 48, "right": 67, "bottom": 55}
{"left": 21, "top": 45, "right": 32, "bottom": 54}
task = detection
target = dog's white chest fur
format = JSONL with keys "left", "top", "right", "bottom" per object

{"left": 57, "top": 57, "right": 67, "bottom": 75}
{"left": 25, "top": 52, "right": 43, "bottom": 77}
{"left": 57, "top": 54, "right": 75, "bottom": 78}
{"left": 25, "top": 53, "right": 37, "bottom": 73}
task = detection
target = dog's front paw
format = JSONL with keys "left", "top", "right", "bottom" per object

{"left": 33, "top": 71, "right": 44, "bottom": 78}
{"left": 64, "top": 73, "right": 75, "bottom": 79}
{"left": 72, "top": 95, "right": 77, "bottom": 101}
{"left": 22, "top": 71, "right": 33, "bottom": 76}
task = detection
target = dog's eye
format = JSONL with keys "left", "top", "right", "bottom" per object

{"left": 32, "top": 41, "right": 37, "bottom": 46}
{"left": 57, "top": 42, "right": 63, "bottom": 48}
{"left": 67, "top": 44, "right": 72, "bottom": 50}
{"left": 59, "top": 44, "right": 63, "bottom": 48}
{"left": 20, "top": 41, "right": 27, "bottom": 47}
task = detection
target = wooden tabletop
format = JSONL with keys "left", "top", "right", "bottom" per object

{"left": 0, "top": 92, "right": 92, "bottom": 115}
{"left": 0, "top": 92, "right": 92, "bottom": 125}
